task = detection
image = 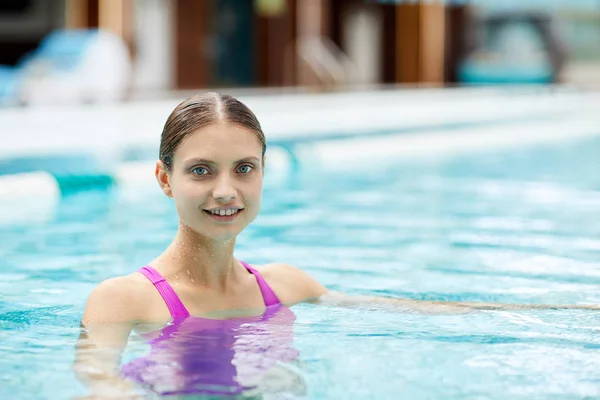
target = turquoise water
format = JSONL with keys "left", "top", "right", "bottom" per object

{"left": 2, "top": 135, "right": 600, "bottom": 399}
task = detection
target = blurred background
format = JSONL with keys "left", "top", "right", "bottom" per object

{"left": 0, "top": 0, "right": 599, "bottom": 106}
{"left": 2, "top": 4, "right": 600, "bottom": 400}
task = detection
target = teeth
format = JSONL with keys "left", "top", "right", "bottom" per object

{"left": 209, "top": 209, "right": 238, "bottom": 216}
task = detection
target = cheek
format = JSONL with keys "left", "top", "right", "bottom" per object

{"left": 172, "top": 179, "right": 206, "bottom": 207}
{"left": 246, "top": 177, "right": 263, "bottom": 202}
{"left": 245, "top": 184, "right": 263, "bottom": 216}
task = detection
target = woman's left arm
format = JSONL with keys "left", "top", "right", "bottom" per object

{"left": 313, "top": 290, "right": 600, "bottom": 314}
{"left": 264, "top": 263, "right": 600, "bottom": 314}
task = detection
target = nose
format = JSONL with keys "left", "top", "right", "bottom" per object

{"left": 212, "top": 173, "right": 237, "bottom": 203}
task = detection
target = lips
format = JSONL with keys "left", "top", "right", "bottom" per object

{"left": 203, "top": 207, "right": 244, "bottom": 222}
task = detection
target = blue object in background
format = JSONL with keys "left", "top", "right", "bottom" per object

{"left": 0, "top": 28, "right": 130, "bottom": 106}
{"left": 458, "top": 63, "right": 554, "bottom": 85}
{"left": 0, "top": 30, "right": 99, "bottom": 105}
{"left": 32, "top": 29, "right": 99, "bottom": 72}
{"left": 458, "top": 13, "right": 562, "bottom": 85}
{"left": 0, "top": 65, "right": 19, "bottom": 104}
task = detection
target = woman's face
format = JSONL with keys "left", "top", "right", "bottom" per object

{"left": 156, "top": 122, "right": 264, "bottom": 241}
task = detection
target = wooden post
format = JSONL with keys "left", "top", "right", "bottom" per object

{"left": 395, "top": 4, "right": 420, "bottom": 83}
{"left": 256, "top": 0, "right": 297, "bottom": 87}
{"left": 174, "top": 0, "right": 210, "bottom": 89}
{"left": 97, "top": 0, "right": 134, "bottom": 56}
{"left": 65, "top": 0, "right": 88, "bottom": 29}
{"left": 99, "top": 0, "right": 124, "bottom": 36}
{"left": 420, "top": 2, "right": 445, "bottom": 84}
{"left": 395, "top": 2, "right": 445, "bottom": 85}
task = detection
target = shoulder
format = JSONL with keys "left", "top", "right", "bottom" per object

{"left": 255, "top": 263, "right": 328, "bottom": 305}
{"left": 81, "top": 273, "right": 151, "bottom": 325}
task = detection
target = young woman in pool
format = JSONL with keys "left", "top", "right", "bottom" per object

{"left": 75, "top": 92, "right": 600, "bottom": 398}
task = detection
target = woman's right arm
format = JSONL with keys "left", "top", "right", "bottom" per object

{"left": 73, "top": 277, "right": 145, "bottom": 399}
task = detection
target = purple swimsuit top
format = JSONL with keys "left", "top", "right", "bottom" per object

{"left": 136, "top": 261, "right": 282, "bottom": 320}
{"left": 120, "top": 261, "right": 299, "bottom": 397}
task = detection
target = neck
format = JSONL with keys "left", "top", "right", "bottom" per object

{"left": 153, "top": 224, "right": 245, "bottom": 291}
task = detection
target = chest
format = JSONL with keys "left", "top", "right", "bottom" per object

{"left": 139, "top": 279, "right": 267, "bottom": 323}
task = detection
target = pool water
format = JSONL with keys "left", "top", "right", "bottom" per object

{"left": 2, "top": 135, "right": 600, "bottom": 399}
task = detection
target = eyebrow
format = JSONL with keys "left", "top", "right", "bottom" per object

{"left": 184, "top": 156, "right": 260, "bottom": 166}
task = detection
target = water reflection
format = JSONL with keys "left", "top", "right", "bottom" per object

{"left": 121, "top": 305, "right": 305, "bottom": 397}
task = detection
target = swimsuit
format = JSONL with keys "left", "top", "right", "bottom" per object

{"left": 120, "top": 261, "right": 299, "bottom": 396}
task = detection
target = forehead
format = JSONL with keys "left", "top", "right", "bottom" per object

{"left": 175, "top": 123, "right": 262, "bottom": 161}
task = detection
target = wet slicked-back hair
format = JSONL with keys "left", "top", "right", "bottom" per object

{"left": 159, "top": 92, "right": 266, "bottom": 170}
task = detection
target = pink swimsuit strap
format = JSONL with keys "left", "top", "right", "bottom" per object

{"left": 137, "top": 261, "right": 281, "bottom": 320}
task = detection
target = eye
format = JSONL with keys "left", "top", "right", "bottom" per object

{"left": 192, "top": 167, "right": 209, "bottom": 176}
{"left": 237, "top": 164, "right": 254, "bottom": 174}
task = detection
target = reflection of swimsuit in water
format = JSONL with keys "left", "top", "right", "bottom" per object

{"left": 120, "top": 262, "right": 299, "bottom": 397}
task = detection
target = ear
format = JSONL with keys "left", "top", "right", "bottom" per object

{"left": 155, "top": 160, "right": 173, "bottom": 198}
{"left": 262, "top": 155, "right": 267, "bottom": 177}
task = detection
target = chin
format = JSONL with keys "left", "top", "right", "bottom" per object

{"left": 193, "top": 225, "right": 246, "bottom": 242}
{"left": 207, "top": 229, "right": 242, "bottom": 242}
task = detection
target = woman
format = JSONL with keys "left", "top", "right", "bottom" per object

{"left": 75, "top": 92, "right": 329, "bottom": 398}
{"left": 75, "top": 92, "right": 600, "bottom": 398}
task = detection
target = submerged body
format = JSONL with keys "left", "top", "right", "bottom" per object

{"left": 121, "top": 263, "right": 301, "bottom": 397}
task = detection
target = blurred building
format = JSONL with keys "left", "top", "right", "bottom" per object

{"left": 0, "top": 0, "right": 599, "bottom": 100}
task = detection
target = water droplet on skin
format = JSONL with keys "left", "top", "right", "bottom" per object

{"left": 190, "top": 278, "right": 195, "bottom": 284}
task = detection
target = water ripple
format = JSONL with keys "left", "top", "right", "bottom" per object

{"left": 2, "top": 136, "right": 600, "bottom": 399}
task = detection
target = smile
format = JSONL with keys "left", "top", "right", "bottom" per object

{"left": 203, "top": 207, "right": 243, "bottom": 222}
